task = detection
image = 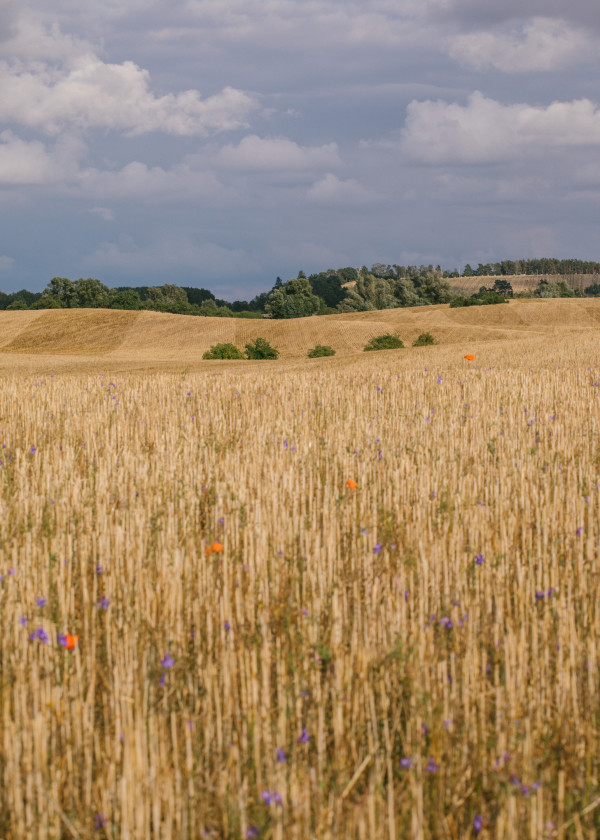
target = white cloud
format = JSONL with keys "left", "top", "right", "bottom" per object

{"left": 0, "top": 54, "right": 259, "bottom": 136}
{"left": 89, "top": 206, "right": 115, "bottom": 221}
{"left": 0, "top": 255, "right": 15, "bottom": 270}
{"left": 217, "top": 135, "right": 340, "bottom": 171}
{"left": 448, "top": 17, "right": 595, "bottom": 73}
{"left": 401, "top": 92, "right": 600, "bottom": 165}
{"left": 307, "top": 172, "right": 382, "bottom": 204}
{"left": 0, "top": 130, "right": 83, "bottom": 184}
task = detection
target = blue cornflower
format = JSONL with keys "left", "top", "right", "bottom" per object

{"left": 277, "top": 748, "right": 287, "bottom": 763}
{"left": 36, "top": 597, "right": 47, "bottom": 607}
{"left": 373, "top": 542, "right": 383, "bottom": 554}
{"left": 298, "top": 728, "right": 309, "bottom": 743}
{"left": 400, "top": 757, "right": 412, "bottom": 769}
{"left": 161, "top": 653, "right": 175, "bottom": 669}
{"left": 473, "top": 815, "right": 483, "bottom": 834}
{"left": 98, "top": 595, "right": 109, "bottom": 610}
{"left": 475, "top": 554, "right": 484, "bottom": 565}
{"left": 29, "top": 627, "right": 49, "bottom": 643}
{"left": 426, "top": 757, "right": 439, "bottom": 773}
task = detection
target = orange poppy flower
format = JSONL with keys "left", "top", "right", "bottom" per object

{"left": 64, "top": 633, "right": 79, "bottom": 650}
{"left": 346, "top": 479, "right": 358, "bottom": 490}
{"left": 464, "top": 354, "right": 474, "bottom": 361}
{"left": 206, "top": 541, "right": 224, "bottom": 555}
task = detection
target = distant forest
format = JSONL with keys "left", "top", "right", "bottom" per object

{"left": 2, "top": 258, "right": 600, "bottom": 318}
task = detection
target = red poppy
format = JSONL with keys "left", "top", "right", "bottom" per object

{"left": 65, "top": 633, "right": 78, "bottom": 651}
{"left": 206, "top": 541, "right": 224, "bottom": 555}
{"left": 464, "top": 354, "right": 474, "bottom": 361}
{"left": 346, "top": 479, "right": 358, "bottom": 490}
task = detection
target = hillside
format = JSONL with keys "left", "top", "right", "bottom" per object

{"left": 450, "top": 273, "right": 595, "bottom": 295}
{"left": 0, "top": 298, "right": 599, "bottom": 373}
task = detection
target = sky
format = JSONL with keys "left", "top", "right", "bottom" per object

{"left": 1, "top": 0, "right": 600, "bottom": 299}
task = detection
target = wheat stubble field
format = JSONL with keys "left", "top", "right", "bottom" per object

{"left": 1, "top": 301, "right": 600, "bottom": 839}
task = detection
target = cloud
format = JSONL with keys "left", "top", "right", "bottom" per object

{"left": 401, "top": 92, "right": 600, "bottom": 165}
{"left": 217, "top": 135, "right": 340, "bottom": 171}
{"left": 447, "top": 17, "right": 596, "bottom": 72}
{"left": 307, "top": 173, "right": 382, "bottom": 204}
{"left": 0, "top": 255, "right": 15, "bottom": 270}
{"left": 89, "top": 206, "right": 115, "bottom": 221}
{"left": 75, "top": 159, "right": 238, "bottom": 203}
{"left": 0, "top": 130, "right": 83, "bottom": 184}
{"left": 183, "top": 0, "right": 420, "bottom": 49}
{"left": 0, "top": 54, "right": 259, "bottom": 136}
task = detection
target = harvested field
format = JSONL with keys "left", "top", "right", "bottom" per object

{"left": 1, "top": 298, "right": 600, "bottom": 372}
{"left": 450, "top": 274, "right": 596, "bottom": 296}
{"left": 0, "top": 302, "right": 600, "bottom": 838}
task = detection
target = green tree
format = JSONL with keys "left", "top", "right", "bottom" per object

{"left": 534, "top": 278, "right": 575, "bottom": 298}
{"left": 417, "top": 271, "right": 454, "bottom": 304}
{"left": 42, "top": 277, "right": 76, "bottom": 307}
{"left": 110, "top": 289, "right": 142, "bottom": 310}
{"left": 244, "top": 337, "right": 279, "bottom": 359}
{"left": 308, "top": 272, "right": 346, "bottom": 308}
{"left": 493, "top": 278, "right": 513, "bottom": 298}
{"left": 202, "top": 343, "right": 244, "bottom": 360}
{"left": 73, "top": 278, "right": 111, "bottom": 308}
{"left": 146, "top": 284, "right": 189, "bottom": 309}
{"left": 266, "top": 277, "right": 321, "bottom": 319}
{"left": 394, "top": 276, "right": 422, "bottom": 307}
{"left": 338, "top": 275, "right": 397, "bottom": 312}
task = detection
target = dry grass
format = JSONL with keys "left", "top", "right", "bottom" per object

{"left": 450, "top": 275, "right": 595, "bottom": 296}
{"left": 0, "top": 303, "right": 600, "bottom": 838}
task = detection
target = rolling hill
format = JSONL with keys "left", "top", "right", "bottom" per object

{"left": 0, "top": 298, "right": 599, "bottom": 373}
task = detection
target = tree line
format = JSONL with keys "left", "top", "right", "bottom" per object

{"left": 2, "top": 260, "right": 600, "bottom": 318}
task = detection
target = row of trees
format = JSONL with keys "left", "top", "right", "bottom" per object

{"left": 3, "top": 260, "right": 600, "bottom": 318}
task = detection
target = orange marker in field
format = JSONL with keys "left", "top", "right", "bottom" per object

{"left": 346, "top": 479, "right": 358, "bottom": 490}
{"left": 464, "top": 354, "right": 474, "bottom": 361}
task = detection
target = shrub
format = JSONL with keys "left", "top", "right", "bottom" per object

{"left": 308, "top": 344, "right": 336, "bottom": 358}
{"left": 585, "top": 283, "right": 600, "bottom": 297}
{"left": 6, "top": 300, "right": 28, "bottom": 310}
{"left": 412, "top": 332, "right": 436, "bottom": 347}
{"left": 364, "top": 333, "right": 404, "bottom": 351}
{"left": 202, "top": 343, "right": 244, "bottom": 360}
{"left": 244, "top": 337, "right": 279, "bottom": 359}
{"left": 450, "top": 292, "right": 508, "bottom": 308}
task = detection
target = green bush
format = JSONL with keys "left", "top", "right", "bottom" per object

{"left": 6, "top": 300, "right": 28, "bottom": 310}
{"left": 202, "top": 343, "right": 244, "bottom": 360}
{"left": 412, "top": 332, "right": 436, "bottom": 347}
{"left": 245, "top": 337, "right": 279, "bottom": 359}
{"left": 307, "top": 344, "right": 336, "bottom": 358}
{"left": 364, "top": 333, "right": 404, "bottom": 351}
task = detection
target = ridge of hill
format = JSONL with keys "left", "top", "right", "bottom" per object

{"left": 0, "top": 298, "right": 599, "bottom": 373}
